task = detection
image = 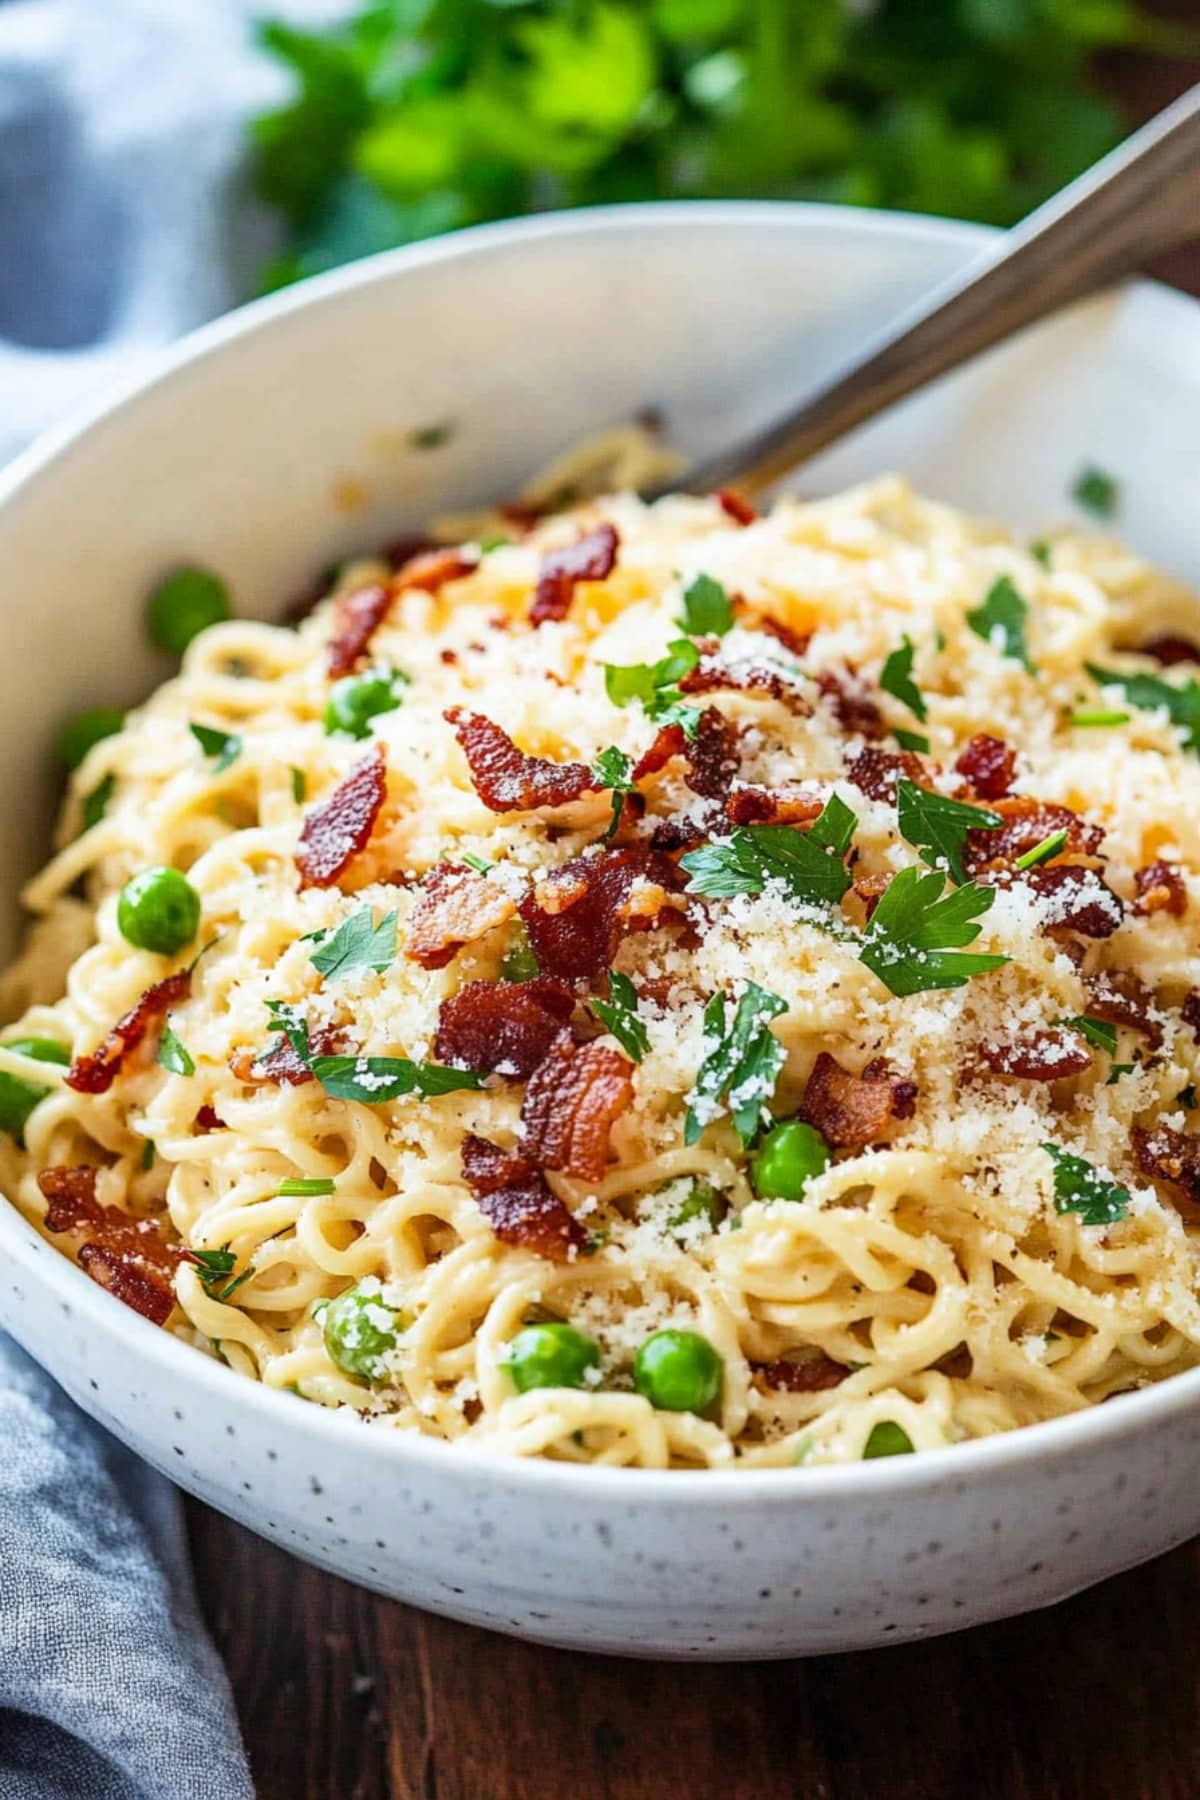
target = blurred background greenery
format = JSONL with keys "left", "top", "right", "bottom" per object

{"left": 251, "top": 0, "right": 1198, "bottom": 291}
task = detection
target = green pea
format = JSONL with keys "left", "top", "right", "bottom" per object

{"left": 499, "top": 923, "right": 539, "bottom": 983}
{"left": 666, "top": 1179, "right": 726, "bottom": 1235}
{"left": 863, "top": 1420, "right": 914, "bottom": 1459}
{"left": 0, "top": 1037, "right": 70, "bottom": 1142}
{"left": 117, "top": 867, "right": 201, "bottom": 956}
{"left": 505, "top": 1322, "right": 601, "bottom": 1394}
{"left": 58, "top": 706, "right": 126, "bottom": 771}
{"left": 324, "top": 669, "right": 407, "bottom": 739}
{"left": 634, "top": 1328, "right": 723, "bottom": 1415}
{"left": 322, "top": 1282, "right": 403, "bottom": 1382}
{"left": 750, "top": 1118, "right": 830, "bottom": 1201}
{"left": 147, "top": 566, "right": 231, "bottom": 657}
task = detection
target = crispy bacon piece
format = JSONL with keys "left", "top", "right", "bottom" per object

{"left": 230, "top": 1022, "right": 339, "bottom": 1087}
{"left": 751, "top": 1355, "right": 849, "bottom": 1394}
{"left": 680, "top": 655, "right": 809, "bottom": 714}
{"left": 976, "top": 1029, "right": 1092, "bottom": 1081}
{"left": 955, "top": 733, "right": 1016, "bottom": 800}
{"left": 686, "top": 707, "right": 741, "bottom": 799}
{"left": 194, "top": 1104, "right": 224, "bottom": 1133}
{"left": 405, "top": 863, "right": 516, "bottom": 971}
{"left": 521, "top": 1030, "right": 635, "bottom": 1182}
{"left": 1134, "top": 859, "right": 1187, "bottom": 918}
{"left": 649, "top": 816, "right": 709, "bottom": 856}
{"left": 325, "top": 582, "right": 392, "bottom": 678}
{"left": 296, "top": 748, "right": 386, "bottom": 890}
{"left": 799, "top": 1052, "right": 917, "bottom": 1150}
{"left": 530, "top": 523, "right": 619, "bottom": 626}
{"left": 1084, "top": 970, "right": 1163, "bottom": 1047}
{"left": 1183, "top": 989, "right": 1200, "bottom": 1039}
{"left": 434, "top": 977, "right": 574, "bottom": 1078}
{"left": 725, "top": 784, "right": 823, "bottom": 827}
{"left": 1023, "top": 864, "right": 1124, "bottom": 938}
{"left": 963, "top": 797, "right": 1104, "bottom": 877}
{"left": 38, "top": 1166, "right": 182, "bottom": 1325}
{"left": 1133, "top": 1123, "right": 1200, "bottom": 1205}
{"left": 715, "top": 488, "right": 757, "bottom": 526}
{"left": 1139, "top": 633, "right": 1200, "bottom": 667}
{"left": 632, "top": 723, "right": 686, "bottom": 782}
{"left": 845, "top": 745, "right": 926, "bottom": 804}
{"left": 519, "top": 847, "right": 684, "bottom": 983}
{"left": 394, "top": 545, "right": 479, "bottom": 594}
{"left": 445, "top": 708, "right": 593, "bottom": 812}
{"left": 460, "top": 1133, "right": 588, "bottom": 1261}
{"left": 733, "top": 603, "right": 811, "bottom": 658}
{"left": 816, "top": 670, "right": 884, "bottom": 740}
{"left": 852, "top": 872, "right": 892, "bottom": 920}
{"left": 66, "top": 972, "right": 190, "bottom": 1095}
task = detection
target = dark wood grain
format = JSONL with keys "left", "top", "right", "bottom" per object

{"left": 187, "top": 41, "right": 1200, "bottom": 1800}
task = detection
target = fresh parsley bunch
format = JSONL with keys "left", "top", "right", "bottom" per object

{"left": 249, "top": 0, "right": 1190, "bottom": 291}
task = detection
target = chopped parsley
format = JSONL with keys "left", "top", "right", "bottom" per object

{"left": 1085, "top": 663, "right": 1200, "bottom": 753}
{"left": 894, "top": 727, "right": 930, "bottom": 754}
{"left": 156, "top": 1022, "right": 195, "bottom": 1077}
{"left": 859, "top": 867, "right": 1008, "bottom": 997}
{"left": 590, "top": 746, "right": 636, "bottom": 844}
{"left": 410, "top": 421, "right": 452, "bottom": 450}
{"left": 1068, "top": 707, "right": 1129, "bottom": 728}
{"left": 685, "top": 982, "right": 787, "bottom": 1148}
{"left": 1013, "top": 827, "right": 1068, "bottom": 872}
{"left": 461, "top": 851, "right": 493, "bottom": 875}
{"left": 1072, "top": 465, "right": 1118, "bottom": 519}
{"left": 309, "top": 905, "right": 397, "bottom": 981}
{"left": 82, "top": 773, "right": 115, "bottom": 832}
{"left": 1060, "top": 1015, "right": 1118, "bottom": 1056}
{"left": 1043, "top": 1143, "right": 1130, "bottom": 1226}
{"left": 189, "top": 722, "right": 243, "bottom": 772}
{"left": 603, "top": 639, "right": 703, "bottom": 737}
{"left": 266, "top": 1010, "right": 482, "bottom": 1102}
{"left": 1030, "top": 539, "right": 1052, "bottom": 568}
{"left": 591, "top": 971, "right": 649, "bottom": 1063}
{"left": 190, "top": 1246, "right": 254, "bottom": 1303}
{"left": 290, "top": 767, "right": 306, "bottom": 803}
{"left": 966, "top": 575, "right": 1034, "bottom": 672}
{"left": 680, "top": 795, "right": 857, "bottom": 909}
{"left": 277, "top": 1176, "right": 336, "bottom": 1197}
{"left": 895, "top": 778, "right": 1000, "bottom": 886}
{"left": 677, "top": 573, "right": 734, "bottom": 638}
{"left": 879, "top": 635, "right": 927, "bottom": 722}
{"left": 141, "top": 1139, "right": 156, "bottom": 1171}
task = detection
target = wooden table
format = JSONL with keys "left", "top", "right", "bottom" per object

{"left": 187, "top": 42, "right": 1200, "bottom": 1800}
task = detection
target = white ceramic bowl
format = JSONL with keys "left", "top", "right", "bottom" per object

{"left": 3, "top": 203, "right": 1200, "bottom": 1659}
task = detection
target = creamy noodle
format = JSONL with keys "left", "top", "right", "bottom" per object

{"left": 6, "top": 474, "right": 1200, "bottom": 1469}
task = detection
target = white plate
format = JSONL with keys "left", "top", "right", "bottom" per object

{"left": 2, "top": 203, "right": 1199, "bottom": 1657}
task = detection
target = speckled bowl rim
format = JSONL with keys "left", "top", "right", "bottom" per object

{"left": 3, "top": 198, "right": 1200, "bottom": 1502}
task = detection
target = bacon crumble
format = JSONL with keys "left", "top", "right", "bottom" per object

{"left": 751, "top": 1355, "right": 849, "bottom": 1394}
{"left": 963, "top": 797, "right": 1104, "bottom": 877}
{"left": 434, "top": 977, "right": 575, "bottom": 1078}
{"left": 530, "top": 523, "right": 619, "bottom": 626}
{"left": 295, "top": 747, "right": 387, "bottom": 890}
{"left": 1023, "top": 864, "right": 1125, "bottom": 939}
{"left": 405, "top": 863, "right": 517, "bottom": 970}
{"left": 66, "top": 972, "right": 191, "bottom": 1095}
{"left": 976, "top": 1029, "right": 1092, "bottom": 1081}
{"left": 445, "top": 708, "right": 594, "bottom": 812}
{"left": 799, "top": 1052, "right": 917, "bottom": 1149}
{"left": 1139, "top": 633, "right": 1200, "bottom": 667}
{"left": 1134, "top": 859, "right": 1187, "bottom": 918}
{"left": 393, "top": 545, "right": 480, "bottom": 594}
{"left": 680, "top": 654, "right": 810, "bottom": 715}
{"left": 38, "top": 1166, "right": 183, "bottom": 1325}
{"left": 519, "top": 847, "right": 684, "bottom": 983}
{"left": 735, "top": 605, "right": 811, "bottom": 659}
{"left": 1133, "top": 1124, "right": 1200, "bottom": 1205}
{"left": 460, "top": 1133, "right": 588, "bottom": 1261}
{"left": 1084, "top": 970, "right": 1163, "bottom": 1047}
{"left": 955, "top": 734, "right": 1016, "bottom": 800}
{"left": 521, "top": 1030, "right": 635, "bottom": 1182}
{"left": 845, "top": 745, "right": 926, "bottom": 805}
{"left": 715, "top": 488, "right": 757, "bottom": 526}
{"left": 816, "top": 670, "right": 884, "bottom": 740}
{"left": 231, "top": 1021, "right": 340, "bottom": 1087}
{"left": 725, "top": 784, "right": 823, "bottom": 827}
{"left": 326, "top": 582, "right": 392, "bottom": 678}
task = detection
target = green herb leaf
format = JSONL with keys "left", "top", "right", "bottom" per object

{"left": 680, "top": 794, "right": 856, "bottom": 907}
{"left": 189, "top": 722, "right": 243, "bottom": 772}
{"left": 461, "top": 851, "right": 493, "bottom": 875}
{"left": 895, "top": 778, "right": 1001, "bottom": 885}
{"left": 894, "top": 728, "right": 931, "bottom": 754}
{"left": 82, "top": 773, "right": 116, "bottom": 832}
{"left": 1085, "top": 663, "right": 1200, "bottom": 753}
{"left": 157, "top": 1022, "right": 195, "bottom": 1077}
{"left": 591, "top": 971, "right": 649, "bottom": 1062}
{"left": 677, "top": 573, "right": 734, "bottom": 637}
{"left": 190, "top": 1244, "right": 254, "bottom": 1304}
{"left": 1068, "top": 707, "right": 1130, "bottom": 728}
{"left": 1030, "top": 540, "right": 1052, "bottom": 569}
{"left": 277, "top": 1176, "right": 336, "bottom": 1197}
{"left": 1072, "top": 465, "right": 1118, "bottom": 519}
{"left": 309, "top": 905, "right": 397, "bottom": 981}
{"left": 141, "top": 1139, "right": 156, "bottom": 1171}
{"left": 290, "top": 767, "right": 306, "bottom": 803}
{"left": 880, "top": 635, "right": 927, "bottom": 722}
{"left": 966, "top": 575, "right": 1034, "bottom": 672}
{"left": 1013, "top": 828, "right": 1069, "bottom": 872}
{"left": 859, "top": 866, "right": 1008, "bottom": 997}
{"left": 1043, "top": 1143, "right": 1130, "bottom": 1226}
{"left": 685, "top": 982, "right": 787, "bottom": 1148}
{"left": 591, "top": 745, "right": 636, "bottom": 844}
{"left": 1059, "top": 1015, "right": 1118, "bottom": 1056}
{"left": 863, "top": 1421, "right": 914, "bottom": 1458}
{"left": 410, "top": 422, "right": 452, "bottom": 450}
{"left": 309, "top": 1052, "right": 483, "bottom": 1103}
{"left": 604, "top": 639, "right": 703, "bottom": 737}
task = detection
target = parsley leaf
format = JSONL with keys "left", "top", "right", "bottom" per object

{"left": 966, "top": 576, "right": 1034, "bottom": 672}
{"left": 894, "top": 727, "right": 931, "bottom": 754}
{"left": 895, "top": 778, "right": 1001, "bottom": 885}
{"left": 157, "top": 1022, "right": 195, "bottom": 1077}
{"left": 277, "top": 1176, "right": 336, "bottom": 1197}
{"left": 677, "top": 573, "right": 734, "bottom": 638}
{"left": 880, "top": 636, "right": 927, "bottom": 722}
{"left": 1059, "top": 1015, "right": 1118, "bottom": 1056}
{"left": 591, "top": 971, "right": 649, "bottom": 1062}
{"left": 1014, "top": 828, "right": 1068, "bottom": 871}
{"left": 190, "top": 722, "right": 243, "bottom": 772}
{"left": 190, "top": 1246, "right": 254, "bottom": 1303}
{"left": 310, "top": 1053, "right": 482, "bottom": 1102}
{"left": 591, "top": 746, "right": 636, "bottom": 844}
{"left": 309, "top": 905, "right": 397, "bottom": 981}
{"left": 1085, "top": 663, "right": 1200, "bottom": 753}
{"left": 859, "top": 867, "right": 1008, "bottom": 996}
{"left": 680, "top": 795, "right": 857, "bottom": 908}
{"left": 1072, "top": 465, "right": 1118, "bottom": 519}
{"left": 604, "top": 639, "right": 703, "bottom": 738}
{"left": 1043, "top": 1143, "right": 1130, "bottom": 1226}
{"left": 685, "top": 983, "right": 787, "bottom": 1148}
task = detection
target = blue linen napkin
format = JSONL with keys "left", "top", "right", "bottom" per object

{"left": 0, "top": 2, "right": 346, "bottom": 1791}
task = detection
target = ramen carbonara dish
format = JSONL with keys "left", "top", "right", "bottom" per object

{"left": 6, "top": 469, "right": 1200, "bottom": 1469}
